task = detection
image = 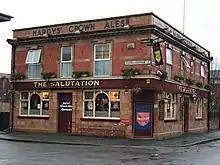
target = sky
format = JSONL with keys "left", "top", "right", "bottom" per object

{"left": 0, "top": 0, "right": 219, "bottom": 73}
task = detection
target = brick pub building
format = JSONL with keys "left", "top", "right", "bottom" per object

{"left": 7, "top": 13, "right": 212, "bottom": 139}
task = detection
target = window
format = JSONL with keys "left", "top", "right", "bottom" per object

{"left": 196, "top": 98, "right": 203, "bottom": 119}
{"left": 25, "top": 49, "right": 41, "bottom": 79}
{"left": 166, "top": 48, "right": 172, "bottom": 79}
{"left": 60, "top": 47, "right": 72, "bottom": 78}
{"left": 164, "top": 93, "right": 177, "bottom": 120}
{"left": 190, "top": 61, "right": 195, "bottom": 79}
{"left": 20, "top": 91, "right": 49, "bottom": 116}
{"left": 83, "top": 91, "right": 120, "bottom": 119}
{"left": 94, "top": 44, "right": 111, "bottom": 76}
{"left": 200, "top": 65, "right": 205, "bottom": 83}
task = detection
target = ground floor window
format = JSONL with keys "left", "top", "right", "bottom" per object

{"left": 196, "top": 98, "right": 203, "bottom": 119}
{"left": 164, "top": 93, "right": 177, "bottom": 120}
{"left": 83, "top": 90, "right": 120, "bottom": 118}
{"left": 20, "top": 91, "right": 49, "bottom": 116}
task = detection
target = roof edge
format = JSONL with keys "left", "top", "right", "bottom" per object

{"left": 12, "top": 12, "right": 154, "bottom": 32}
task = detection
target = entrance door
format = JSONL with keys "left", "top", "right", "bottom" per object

{"left": 184, "top": 97, "right": 189, "bottom": 133}
{"left": 134, "top": 103, "right": 153, "bottom": 137}
{"left": 58, "top": 93, "right": 72, "bottom": 133}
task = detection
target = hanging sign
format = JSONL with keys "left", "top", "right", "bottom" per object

{"left": 153, "top": 42, "right": 163, "bottom": 66}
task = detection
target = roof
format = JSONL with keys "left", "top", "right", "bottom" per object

{"left": 0, "top": 13, "right": 13, "bottom": 22}
{"left": 211, "top": 70, "right": 220, "bottom": 78}
{"left": 0, "top": 73, "right": 10, "bottom": 79}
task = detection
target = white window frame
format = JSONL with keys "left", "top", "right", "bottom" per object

{"left": 82, "top": 90, "right": 120, "bottom": 120}
{"left": 25, "top": 49, "right": 42, "bottom": 64}
{"left": 181, "top": 56, "right": 190, "bottom": 68}
{"left": 164, "top": 93, "right": 177, "bottom": 120}
{"left": 93, "top": 44, "right": 111, "bottom": 77}
{"left": 60, "top": 46, "right": 73, "bottom": 78}
{"left": 166, "top": 48, "right": 173, "bottom": 79}
{"left": 19, "top": 91, "right": 49, "bottom": 117}
{"left": 196, "top": 98, "right": 203, "bottom": 119}
{"left": 201, "top": 65, "right": 205, "bottom": 77}
{"left": 25, "top": 49, "right": 42, "bottom": 79}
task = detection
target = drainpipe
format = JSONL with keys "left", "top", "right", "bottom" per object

{"left": 9, "top": 41, "right": 16, "bottom": 133}
{"left": 207, "top": 51, "right": 213, "bottom": 132}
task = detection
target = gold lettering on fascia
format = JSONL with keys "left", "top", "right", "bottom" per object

{"left": 33, "top": 80, "right": 100, "bottom": 88}
{"left": 178, "top": 85, "right": 196, "bottom": 94}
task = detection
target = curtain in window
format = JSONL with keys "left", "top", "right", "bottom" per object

{"left": 60, "top": 62, "right": 72, "bottom": 77}
{"left": 28, "top": 64, "right": 40, "bottom": 79}
{"left": 166, "top": 48, "right": 172, "bottom": 64}
{"left": 95, "top": 61, "right": 110, "bottom": 76}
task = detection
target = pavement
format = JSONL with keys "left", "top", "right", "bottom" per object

{"left": 0, "top": 131, "right": 220, "bottom": 148}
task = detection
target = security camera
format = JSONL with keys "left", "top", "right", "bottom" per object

{"left": 157, "top": 70, "right": 163, "bottom": 76}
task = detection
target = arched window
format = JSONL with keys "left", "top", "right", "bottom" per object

{"left": 83, "top": 91, "right": 120, "bottom": 118}
{"left": 95, "top": 92, "right": 109, "bottom": 117}
{"left": 30, "top": 93, "right": 41, "bottom": 115}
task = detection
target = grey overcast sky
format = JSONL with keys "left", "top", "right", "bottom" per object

{"left": 0, "top": 0, "right": 219, "bottom": 73}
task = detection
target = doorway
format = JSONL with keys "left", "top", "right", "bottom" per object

{"left": 183, "top": 97, "right": 189, "bottom": 133}
{"left": 134, "top": 103, "right": 153, "bottom": 137}
{"left": 58, "top": 93, "right": 72, "bottom": 133}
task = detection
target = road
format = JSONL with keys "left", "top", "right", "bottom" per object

{"left": 0, "top": 140, "right": 220, "bottom": 165}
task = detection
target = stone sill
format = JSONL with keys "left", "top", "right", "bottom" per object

{"left": 17, "top": 115, "right": 50, "bottom": 119}
{"left": 195, "top": 118, "right": 203, "bottom": 121}
{"left": 81, "top": 117, "right": 120, "bottom": 122}
{"left": 164, "top": 119, "right": 177, "bottom": 122}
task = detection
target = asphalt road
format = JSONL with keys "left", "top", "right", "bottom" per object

{"left": 0, "top": 140, "right": 220, "bottom": 165}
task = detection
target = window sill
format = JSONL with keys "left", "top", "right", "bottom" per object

{"left": 18, "top": 115, "right": 50, "bottom": 119}
{"left": 195, "top": 117, "right": 203, "bottom": 120}
{"left": 164, "top": 119, "right": 177, "bottom": 122}
{"left": 81, "top": 117, "right": 120, "bottom": 121}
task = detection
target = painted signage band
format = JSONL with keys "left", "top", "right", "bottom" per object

{"left": 177, "top": 85, "right": 196, "bottom": 94}
{"left": 33, "top": 80, "right": 100, "bottom": 88}
{"left": 31, "top": 18, "right": 127, "bottom": 37}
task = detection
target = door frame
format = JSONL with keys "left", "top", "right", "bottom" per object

{"left": 57, "top": 93, "right": 73, "bottom": 133}
{"left": 183, "top": 97, "right": 190, "bottom": 133}
{"left": 132, "top": 102, "right": 154, "bottom": 138}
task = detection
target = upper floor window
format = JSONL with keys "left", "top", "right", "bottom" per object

{"left": 25, "top": 49, "right": 41, "bottom": 79}
{"left": 94, "top": 44, "right": 111, "bottom": 77}
{"left": 190, "top": 60, "right": 195, "bottom": 79}
{"left": 200, "top": 64, "right": 205, "bottom": 83}
{"left": 165, "top": 48, "right": 172, "bottom": 79}
{"left": 60, "top": 47, "right": 72, "bottom": 78}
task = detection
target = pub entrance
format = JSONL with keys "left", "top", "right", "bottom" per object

{"left": 57, "top": 93, "right": 72, "bottom": 133}
{"left": 132, "top": 90, "right": 154, "bottom": 138}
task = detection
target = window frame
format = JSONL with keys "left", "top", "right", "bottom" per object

{"left": 25, "top": 49, "right": 42, "bottom": 64}
{"left": 165, "top": 48, "right": 173, "bottom": 79}
{"left": 196, "top": 98, "right": 203, "bottom": 119}
{"left": 26, "top": 49, "right": 42, "bottom": 79}
{"left": 93, "top": 43, "right": 111, "bottom": 77}
{"left": 28, "top": 63, "right": 41, "bottom": 79}
{"left": 19, "top": 91, "right": 50, "bottom": 117}
{"left": 82, "top": 90, "right": 120, "bottom": 120}
{"left": 60, "top": 46, "right": 73, "bottom": 78}
{"left": 164, "top": 93, "right": 177, "bottom": 120}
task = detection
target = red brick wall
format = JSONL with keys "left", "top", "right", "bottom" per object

{"left": 15, "top": 47, "right": 27, "bottom": 73}
{"left": 42, "top": 43, "right": 59, "bottom": 73}
{"left": 14, "top": 36, "right": 208, "bottom": 85}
